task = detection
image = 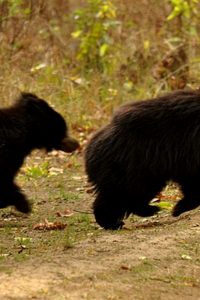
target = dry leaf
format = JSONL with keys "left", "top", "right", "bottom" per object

{"left": 49, "top": 167, "right": 64, "bottom": 176}
{"left": 33, "top": 219, "right": 67, "bottom": 230}
{"left": 120, "top": 265, "right": 131, "bottom": 270}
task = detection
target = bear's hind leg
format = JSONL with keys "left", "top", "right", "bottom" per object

{"left": 128, "top": 177, "right": 166, "bottom": 217}
{"left": 172, "top": 179, "right": 200, "bottom": 217}
{"left": 131, "top": 204, "right": 160, "bottom": 217}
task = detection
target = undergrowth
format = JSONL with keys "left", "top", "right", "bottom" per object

{"left": 0, "top": 0, "right": 200, "bottom": 132}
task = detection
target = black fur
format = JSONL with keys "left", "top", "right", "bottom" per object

{"left": 85, "top": 90, "right": 200, "bottom": 229}
{"left": 0, "top": 93, "right": 79, "bottom": 213}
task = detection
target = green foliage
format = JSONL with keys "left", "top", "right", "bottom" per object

{"left": 167, "top": 0, "right": 199, "bottom": 45}
{"left": 15, "top": 237, "right": 32, "bottom": 247}
{"left": 72, "top": 0, "right": 120, "bottom": 73}
{"left": 25, "top": 162, "right": 49, "bottom": 179}
{"left": 0, "top": 0, "right": 30, "bottom": 19}
{"left": 167, "top": 0, "right": 198, "bottom": 20}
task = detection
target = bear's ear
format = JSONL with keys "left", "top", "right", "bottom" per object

{"left": 18, "top": 92, "right": 51, "bottom": 112}
{"left": 20, "top": 92, "right": 41, "bottom": 102}
{"left": 21, "top": 92, "right": 38, "bottom": 98}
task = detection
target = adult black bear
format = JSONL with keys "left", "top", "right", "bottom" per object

{"left": 0, "top": 93, "right": 79, "bottom": 213}
{"left": 85, "top": 90, "right": 200, "bottom": 229}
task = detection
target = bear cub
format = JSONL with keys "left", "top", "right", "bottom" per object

{"left": 0, "top": 93, "right": 79, "bottom": 213}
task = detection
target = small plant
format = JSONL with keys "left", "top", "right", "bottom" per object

{"left": 24, "top": 161, "right": 49, "bottom": 179}
{"left": 14, "top": 237, "right": 33, "bottom": 257}
{"left": 14, "top": 237, "right": 32, "bottom": 247}
{"left": 72, "top": 0, "right": 120, "bottom": 73}
{"left": 64, "top": 229, "right": 76, "bottom": 250}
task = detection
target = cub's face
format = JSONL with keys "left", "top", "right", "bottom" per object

{"left": 19, "top": 93, "right": 80, "bottom": 153}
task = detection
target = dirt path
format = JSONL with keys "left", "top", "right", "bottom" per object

{"left": 1, "top": 211, "right": 200, "bottom": 300}
{"left": 0, "top": 153, "right": 200, "bottom": 299}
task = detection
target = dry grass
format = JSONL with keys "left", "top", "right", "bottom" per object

{"left": 0, "top": 2, "right": 200, "bottom": 298}
{"left": 0, "top": 0, "right": 200, "bottom": 127}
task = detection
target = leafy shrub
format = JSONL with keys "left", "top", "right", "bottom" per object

{"left": 72, "top": 0, "right": 120, "bottom": 74}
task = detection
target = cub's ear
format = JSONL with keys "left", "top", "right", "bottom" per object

{"left": 20, "top": 92, "right": 41, "bottom": 102}
{"left": 18, "top": 93, "right": 49, "bottom": 106}
{"left": 17, "top": 92, "right": 51, "bottom": 113}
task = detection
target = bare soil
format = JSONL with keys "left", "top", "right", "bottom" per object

{"left": 0, "top": 151, "right": 200, "bottom": 300}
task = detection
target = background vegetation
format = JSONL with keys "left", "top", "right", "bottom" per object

{"left": 1, "top": 3, "right": 200, "bottom": 298}
{"left": 0, "top": 0, "right": 200, "bottom": 132}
